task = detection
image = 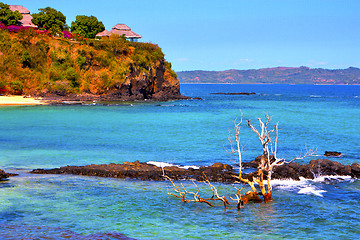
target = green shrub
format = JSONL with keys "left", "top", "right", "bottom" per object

{"left": 76, "top": 55, "right": 87, "bottom": 69}
{"left": 9, "top": 81, "right": 23, "bottom": 95}
{"left": 21, "top": 51, "right": 32, "bottom": 68}
{"left": 49, "top": 66, "right": 63, "bottom": 81}
{"left": 64, "top": 67, "right": 80, "bottom": 87}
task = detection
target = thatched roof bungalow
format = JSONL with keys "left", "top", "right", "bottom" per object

{"left": 95, "top": 29, "right": 110, "bottom": 37}
{"left": 9, "top": 5, "right": 37, "bottom": 28}
{"left": 96, "top": 24, "right": 142, "bottom": 42}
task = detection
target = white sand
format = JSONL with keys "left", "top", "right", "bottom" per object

{"left": 0, "top": 95, "right": 48, "bottom": 105}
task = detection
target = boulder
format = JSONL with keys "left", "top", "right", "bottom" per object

{"left": 351, "top": 163, "right": 360, "bottom": 178}
{"left": 0, "top": 169, "right": 9, "bottom": 179}
{"left": 308, "top": 159, "right": 351, "bottom": 177}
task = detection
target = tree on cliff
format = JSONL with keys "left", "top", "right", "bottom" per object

{"left": 70, "top": 15, "right": 105, "bottom": 39}
{"left": 0, "top": 2, "right": 23, "bottom": 26}
{"left": 32, "top": 7, "right": 67, "bottom": 35}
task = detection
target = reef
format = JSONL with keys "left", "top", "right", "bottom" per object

{"left": 31, "top": 161, "right": 236, "bottom": 183}
{"left": 30, "top": 159, "right": 360, "bottom": 182}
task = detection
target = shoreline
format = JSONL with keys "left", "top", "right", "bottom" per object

{"left": 0, "top": 95, "right": 49, "bottom": 106}
{"left": 0, "top": 94, "right": 193, "bottom": 106}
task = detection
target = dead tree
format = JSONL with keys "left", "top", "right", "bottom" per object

{"left": 246, "top": 115, "right": 277, "bottom": 202}
{"left": 164, "top": 114, "right": 315, "bottom": 208}
{"left": 246, "top": 115, "right": 315, "bottom": 202}
{"left": 228, "top": 117, "right": 263, "bottom": 203}
{"left": 230, "top": 114, "right": 315, "bottom": 203}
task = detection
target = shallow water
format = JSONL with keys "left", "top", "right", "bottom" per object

{"left": 0, "top": 84, "right": 360, "bottom": 239}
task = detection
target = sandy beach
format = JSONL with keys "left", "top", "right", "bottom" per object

{"left": 0, "top": 95, "right": 48, "bottom": 106}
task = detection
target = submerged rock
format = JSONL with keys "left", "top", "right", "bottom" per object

{"left": 324, "top": 151, "right": 342, "bottom": 157}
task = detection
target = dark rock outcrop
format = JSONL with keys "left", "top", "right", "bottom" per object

{"left": 324, "top": 151, "right": 342, "bottom": 157}
{"left": 31, "top": 161, "right": 236, "bottom": 183}
{"left": 272, "top": 159, "right": 353, "bottom": 180}
{"left": 0, "top": 169, "right": 9, "bottom": 179}
{"left": 101, "top": 60, "right": 189, "bottom": 101}
{"left": 31, "top": 159, "right": 360, "bottom": 182}
{"left": 0, "top": 169, "right": 17, "bottom": 180}
{"left": 351, "top": 163, "right": 360, "bottom": 178}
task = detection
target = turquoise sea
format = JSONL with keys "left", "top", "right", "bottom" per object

{"left": 0, "top": 84, "right": 360, "bottom": 239}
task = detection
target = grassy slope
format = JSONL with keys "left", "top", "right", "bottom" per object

{"left": 0, "top": 28, "right": 178, "bottom": 96}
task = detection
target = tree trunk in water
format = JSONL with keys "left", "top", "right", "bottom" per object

{"left": 263, "top": 191, "right": 273, "bottom": 203}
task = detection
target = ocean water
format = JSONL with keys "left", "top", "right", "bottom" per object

{"left": 0, "top": 84, "right": 359, "bottom": 239}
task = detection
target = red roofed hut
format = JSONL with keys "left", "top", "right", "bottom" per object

{"left": 9, "top": 5, "right": 37, "bottom": 28}
{"left": 96, "top": 24, "right": 142, "bottom": 42}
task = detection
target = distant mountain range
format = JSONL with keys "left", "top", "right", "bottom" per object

{"left": 177, "top": 67, "right": 360, "bottom": 84}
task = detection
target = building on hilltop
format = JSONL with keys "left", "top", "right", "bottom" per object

{"left": 9, "top": 5, "right": 37, "bottom": 28}
{"left": 96, "top": 24, "right": 142, "bottom": 42}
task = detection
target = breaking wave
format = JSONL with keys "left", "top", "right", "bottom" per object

{"left": 272, "top": 175, "right": 353, "bottom": 197}
{"left": 147, "top": 161, "right": 200, "bottom": 169}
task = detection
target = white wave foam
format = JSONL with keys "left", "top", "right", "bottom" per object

{"left": 310, "top": 95, "right": 322, "bottom": 98}
{"left": 270, "top": 177, "right": 308, "bottom": 187}
{"left": 298, "top": 186, "right": 326, "bottom": 197}
{"left": 271, "top": 175, "right": 351, "bottom": 186}
{"left": 312, "top": 175, "right": 352, "bottom": 182}
{"left": 147, "top": 161, "right": 199, "bottom": 169}
{"left": 270, "top": 178, "right": 327, "bottom": 197}
{"left": 270, "top": 175, "right": 353, "bottom": 197}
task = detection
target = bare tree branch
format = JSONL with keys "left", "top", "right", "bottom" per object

{"left": 164, "top": 113, "right": 317, "bottom": 208}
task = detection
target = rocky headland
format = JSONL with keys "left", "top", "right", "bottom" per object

{"left": 30, "top": 158, "right": 360, "bottom": 183}
{"left": 0, "top": 28, "right": 188, "bottom": 102}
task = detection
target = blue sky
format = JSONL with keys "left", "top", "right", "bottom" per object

{"left": 5, "top": 0, "right": 360, "bottom": 71}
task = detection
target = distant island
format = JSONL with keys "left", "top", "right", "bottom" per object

{"left": 177, "top": 67, "right": 360, "bottom": 84}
